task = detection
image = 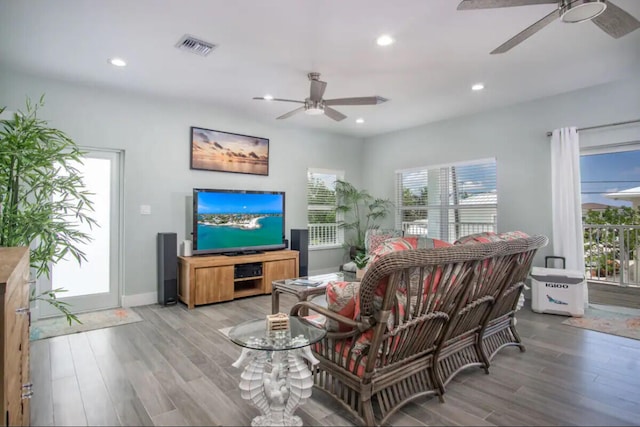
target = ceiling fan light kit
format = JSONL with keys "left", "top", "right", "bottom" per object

{"left": 457, "top": 0, "right": 640, "bottom": 53}
{"left": 305, "top": 106, "right": 324, "bottom": 116}
{"left": 253, "top": 72, "right": 388, "bottom": 122}
{"left": 561, "top": 0, "right": 606, "bottom": 23}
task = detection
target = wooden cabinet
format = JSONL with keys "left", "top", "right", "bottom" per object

{"left": 194, "top": 266, "right": 234, "bottom": 305}
{"left": 263, "top": 259, "right": 297, "bottom": 294}
{"left": 1, "top": 247, "right": 31, "bottom": 427}
{"left": 178, "top": 250, "right": 299, "bottom": 309}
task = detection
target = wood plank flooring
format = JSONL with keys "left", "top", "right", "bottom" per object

{"left": 588, "top": 281, "right": 640, "bottom": 309}
{"left": 30, "top": 295, "right": 640, "bottom": 426}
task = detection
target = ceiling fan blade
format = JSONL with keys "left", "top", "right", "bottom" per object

{"left": 324, "top": 106, "right": 347, "bottom": 121}
{"left": 490, "top": 7, "right": 560, "bottom": 54}
{"left": 457, "top": 0, "right": 557, "bottom": 10}
{"left": 324, "top": 96, "right": 388, "bottom": 106}
{"left": 276, "top": 107, "right": 305, "bottom": 120}
{"left": 310, "top": 80, "right": 327, "bottom": 102}
{"left": 252, "top": 97, "right": 304, "bottom": 104}
{"left": 591, "top": 1, "right": 640, "bottom": 39}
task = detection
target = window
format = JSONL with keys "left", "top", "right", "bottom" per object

{"left": 580, "top": 145, "right": 640, "bottom": 285}
{"left": 307, "top": 168, "right": 344, "bottom": 247}
{"left": 395, "top": 158, "right": 497, "bottom": 242}
{"left": 580, "top": 146, "right": 640, "bottom": 216}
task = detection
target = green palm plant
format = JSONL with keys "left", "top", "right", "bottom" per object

{"left": 1, "top": 96, "right": 97, "bottom": 324}
{"left": 334, "top": 179, "right": 393, "bottom": 257}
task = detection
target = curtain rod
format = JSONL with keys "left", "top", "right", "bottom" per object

{"left": 546, "top": 118, "right": 640, "bottom": 137}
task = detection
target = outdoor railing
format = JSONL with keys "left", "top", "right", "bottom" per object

{"left": 583, "top": 223, "right": 640, "bottom": 286}
{"left": 308, "top": 223, "right": 341, "bottom": 247}
{"left": 401, "top": 221, "right": 496, "bottom": 241}
{"left": 309, "top": 221, "right": 498, "bottom": 248}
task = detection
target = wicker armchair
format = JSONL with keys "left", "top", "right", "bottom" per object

{"left": 290, "top": 239, "right": 533, "bottom": 426}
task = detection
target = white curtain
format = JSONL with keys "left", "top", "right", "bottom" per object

{"left": 550, "top": 127, "right": 587, "bottom": 305}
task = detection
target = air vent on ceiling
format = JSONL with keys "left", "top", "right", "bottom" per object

{"left": 175, "top": 35, "right": 217, "bottom": 57}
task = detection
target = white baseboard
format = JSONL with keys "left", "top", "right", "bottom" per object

{"left": 121, "top": 292, "right": 157, "bottom": 307}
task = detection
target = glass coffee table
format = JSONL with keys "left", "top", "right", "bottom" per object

{"left": 229, "top": 317, "right": 326, "bottom": 426}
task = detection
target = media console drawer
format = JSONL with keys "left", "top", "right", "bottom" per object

{"left": 177, "top": 250, "right": 299, "bottom": 309}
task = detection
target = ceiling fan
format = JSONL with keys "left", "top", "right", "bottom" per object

{"left": 457, "top": 0, "right": 640, "bottom": 54}
{"left": 253, "top": 72, "right": 388, "bottom": 121}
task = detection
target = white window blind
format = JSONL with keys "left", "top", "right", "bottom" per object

{"left": 307, "top": 168, "right": 344, "bottom": 247}
{"left": 395, "top": 158, "right": 497, "bottom": 242}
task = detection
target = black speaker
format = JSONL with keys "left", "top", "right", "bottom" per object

{"left": 157, "top": 232, "right": 178, "bottom": 305}
{"left": 290, "top": 229, "right": 309, "bottom": 277}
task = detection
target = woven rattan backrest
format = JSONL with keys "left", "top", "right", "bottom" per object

{"left": 442, "top": 235, "right": 548, "bottom": 340}
{"left": 358, "top": 241, "right": 504, "bottom": 318}
{"left": 357, "top": 235, "right": 548, "bottom": 332}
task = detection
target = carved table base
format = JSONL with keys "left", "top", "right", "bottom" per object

{"left": 232, "top": 335, "right": 319, "bottom": 427}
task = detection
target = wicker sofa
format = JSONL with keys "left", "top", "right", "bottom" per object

{"left": 290, "top": 233, "right": 548, "bottom": 426}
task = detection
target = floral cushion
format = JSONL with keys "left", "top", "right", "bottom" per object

{"left": 497, "top": 230, "right": 530, "bottom": 241}
{"left": 313, "top": 339, "right": 377, "bottom": 377}
{"left": 304, "top": 313, "right": 327, "bottom": 328}
{"left": 403, "top": 235, "right": 453, "bottom": 249}
{"left": 454, "top": 231, "right": 501, "bottom": 245}
{"left": 365, "top": 229, "right": 403, "bottom": 253}
{"left": 454, "top": 230, "right": 529, "bottom": 245}
{"left": 325, "top": 280, "right": 360, "bottom": 332}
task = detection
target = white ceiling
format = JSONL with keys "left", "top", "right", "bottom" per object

{"left": 1, "top": 0, "right": 639, "bottom": 137}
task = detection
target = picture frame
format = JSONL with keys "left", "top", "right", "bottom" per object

{"left": 190, "top": 126, "right": 269, "bottom": 176}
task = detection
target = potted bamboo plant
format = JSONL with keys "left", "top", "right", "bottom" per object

{"left": 1, "top": 96, "right": 97, "bottom": 324}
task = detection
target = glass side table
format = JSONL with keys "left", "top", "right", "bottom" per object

{"left": 229, "top": 317, "right": 327, "bottom": 426}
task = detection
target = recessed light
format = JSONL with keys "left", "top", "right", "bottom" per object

{"left": 376, "top": 34, "right": 394, "bottom": 46}
{"left": 108, "top": 57, "right": 127, "bottom": 67}
{"left": 356, "top": 118, "right": 365, "bottom": 124}
{"left": 472, "top": 83, "right": 485, "bottom": 91}
{"left": 263, "top": 94, "right": 274, "bottom": 101}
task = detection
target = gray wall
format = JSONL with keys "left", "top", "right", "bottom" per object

{"left": 3, "top": 67, "right": 639, "bottom": 302}
{"left": 362, "top": 76, "right": 640, "bottom": 265}
{"left": 0, "top": 68, "right": 362, "bottom": 301}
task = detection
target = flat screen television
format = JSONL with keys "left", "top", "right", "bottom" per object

{"left": 192, "top": 188, "right": 286, "bottom": 256}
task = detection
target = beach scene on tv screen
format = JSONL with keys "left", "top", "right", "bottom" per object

{"left": 196, "top": 192, "right": 283, "bottom": 250}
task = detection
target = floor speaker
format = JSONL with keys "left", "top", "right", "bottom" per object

{"left": 157, "top": 232, "right": 178, "bottom": 305}
{"left": 290, "top": 229, "right": 309, "bottom": 277}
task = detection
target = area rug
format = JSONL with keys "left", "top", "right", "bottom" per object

{"left": 30, "top": 308, "right": 143, "bottom": 341}
{"left": 562, "top": 307, "right": 640, "bottom": 340}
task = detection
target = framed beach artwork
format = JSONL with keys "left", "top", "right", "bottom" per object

{"left": 190, "top": 126, "right": 269, "bottom": 176}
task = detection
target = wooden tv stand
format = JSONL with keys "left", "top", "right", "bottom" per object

{"left": 177, "top": 250, "right": 299, "bottom": 309}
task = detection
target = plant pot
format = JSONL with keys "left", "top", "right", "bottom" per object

{"left": 356, "top": 268, "right": 365, "bottom": 280}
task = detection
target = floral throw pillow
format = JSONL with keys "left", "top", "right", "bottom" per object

{"left": 454, "top": 230, "right": 529, "bottom": 245}
{"left": 454, "top": 231, "right": 501, "bottom": 245}
{"left": 325, "top": 280, "right": 360, "bottom": 332}
{"left": 365, "top": 229, "right": 403, "bottom": 253}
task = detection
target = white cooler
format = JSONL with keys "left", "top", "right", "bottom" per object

{"left": 530, "top": 267, "right": 585, "bottom": 317}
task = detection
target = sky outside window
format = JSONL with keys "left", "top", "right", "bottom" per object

{"left": 580, "top": 149, "right": 640, "bottom": 207}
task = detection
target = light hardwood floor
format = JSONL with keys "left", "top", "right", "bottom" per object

{"left": 30, "top": 295, "right": 640, "bottom": 426}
